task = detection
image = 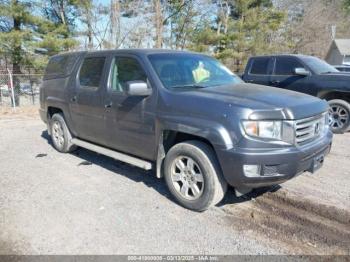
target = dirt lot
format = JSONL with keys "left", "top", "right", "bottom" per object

{"left": 0, "top": 107, "right": 349, "bottom": 255}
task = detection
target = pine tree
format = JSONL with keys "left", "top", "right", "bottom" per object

{"left": 0, "top": 0, "right": 78, "bottom": 71}
{"left": 343, "top": 0, "right": 350, "bottom": 12}
{"left": 190, "top": 0, "right": 286, "bottom": 72}
{"left": 0, "top": 0, "right": 79, "bottom": 105}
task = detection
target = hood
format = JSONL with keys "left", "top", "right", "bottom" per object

{"left": 166, "top": 83, "right": 328, "bottom": 120}
{"left": 318, "top": 72, "right": 350, "bottom": 81}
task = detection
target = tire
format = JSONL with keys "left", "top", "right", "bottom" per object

{"left": 328, "top": 99, "right": 350, "bottom": 134}
{"left": 50, "top": 113, "right": 77, "bottom": 153}
{"left": 164, "top": 141, "right": 227, "bottom": 211}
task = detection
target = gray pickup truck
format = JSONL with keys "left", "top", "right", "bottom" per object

{"left": 39, "top": 49, "right": 332, "bottom": 211}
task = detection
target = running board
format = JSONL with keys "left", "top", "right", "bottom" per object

{"left": 71, "top": 138, "right": 152, "bottom": 170}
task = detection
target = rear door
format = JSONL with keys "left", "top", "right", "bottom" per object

{"left": 103, "top": 55, "right": 156, "bottom": 160}
{"left": 270, "top": 56, "right": 310, "bottom": 93}
{"left": 69, "top": 55, "right": 108, "bottom": 144}
{"left": 243, "top": 57, "right": 273, "bottom": 85}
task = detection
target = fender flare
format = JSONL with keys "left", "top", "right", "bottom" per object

{"left": 46, "top": 97, "right": 77, "bottom": 136}
{"left": 155, "top": 116, "right": 235, "bottom": 178}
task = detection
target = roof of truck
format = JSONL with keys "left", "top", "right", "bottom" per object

{"left": 249, "top": 54, "right": 314, "bottom": 59}
{"left": 52, "top": 48, "right": 202, "bottom": 58}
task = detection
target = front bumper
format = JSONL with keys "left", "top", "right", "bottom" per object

{"left": 216, "top": 130, "right": 333, "bottom": 189}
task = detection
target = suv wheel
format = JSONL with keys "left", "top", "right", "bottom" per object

{"left": 50, "top": 113, "right": 77, "bottom": 153}
{"left": 164, "top": 141, "right": 227, "bottom": 211}
{"left": 328, "top": 99, "right": 350, "bottom": 134}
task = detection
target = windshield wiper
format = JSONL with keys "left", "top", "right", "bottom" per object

{"left": 169, "top": 84, "right": 207, "bottom": 89}
{"left": 320, "top": 71, "right": 336, "bottom": 74}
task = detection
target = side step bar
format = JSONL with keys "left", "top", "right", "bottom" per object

{"left": 71, "top": 138, "right": 152, "bottom": 170}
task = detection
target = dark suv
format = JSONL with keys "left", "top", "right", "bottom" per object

{"left": 39, "top": 49, "right": 332, "bottom": 211}
{"left": 241, "top": 55, "right": 350, "bottom": 133}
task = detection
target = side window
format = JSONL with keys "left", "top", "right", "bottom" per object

{"left": 275, "top": 57, "right": 304, "bottom": 75}
{"left": 110, "top": 57, "right": 147, "bottom": 92}
{"left": 79, "top": 57, "right": 106, "bottom": 88}
{"left": 249, "top": 57, "right": 270, "bottom": 75}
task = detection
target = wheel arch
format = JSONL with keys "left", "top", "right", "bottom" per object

{"left": 155, "top": 128, "right": 227, "bottom": 179}
{"left": 318, "top": 90, "right": 350, "bottom": 103}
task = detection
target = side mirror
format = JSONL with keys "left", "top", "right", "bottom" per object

{"left": 294, "top": 68, "right": 310, "bottom": 76}
{"left": 125, "top": 81, "right": 151, "bottom": 96}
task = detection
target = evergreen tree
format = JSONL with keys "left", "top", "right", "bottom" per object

{"left": 343, "top": 0, "right": 350, "bottom": 13}
{"left": 190, "top": 0, "right": 286, "bottom": 72}
{"left": 0, "top": 0, "right": 78, "bottom": 71}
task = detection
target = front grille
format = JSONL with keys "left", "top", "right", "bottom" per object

{"left": 295, "top": 113, "right": 326, "bottom": 145}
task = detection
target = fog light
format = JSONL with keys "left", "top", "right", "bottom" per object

{"left": 243, "top": 165, "right": 261, "bottom": 177}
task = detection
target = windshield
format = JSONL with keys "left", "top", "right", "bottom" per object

{"left": 302, "top": 57, "right": 339, "bottom": 74}
{"left": 148, "top": 53, "right": 242, "bottom": 89}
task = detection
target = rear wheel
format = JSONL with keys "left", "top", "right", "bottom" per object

{"left": 164, "top": 141, "right": 227, "bottom": 211}
{"left": 50, "top": 113, "right": 77, "bottom": 153}
{"left": 328, "top": 99, "right": 350, "bottom": 134}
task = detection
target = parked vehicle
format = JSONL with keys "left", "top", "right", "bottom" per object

{"left": 39, "top": 50, "right": 332, "bottom": 211}
{"left": 20, "top": 84, "right": 40, "bottom": 95}
{"left": 241, "top": 55, "right": 350, "bottom": 133}
{"left": 0, "top": 84, "right": 9, "bottom": 97}
{"left": 334, "top": 65, "right": 350, "bottom": 73}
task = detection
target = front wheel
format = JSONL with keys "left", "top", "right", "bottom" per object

{"left": 164, "top": 141, "right": 227, "bottom": 211}
{"left": 328, "top": 99, "right": 350, "bottom": 134}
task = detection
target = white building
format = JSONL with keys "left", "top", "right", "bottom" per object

{"left": 325, "top": 39, "right": 350, "bottom": 65}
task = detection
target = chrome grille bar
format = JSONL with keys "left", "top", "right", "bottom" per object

{"left": 295, "top": 113, "right": 326, "bottom": 145}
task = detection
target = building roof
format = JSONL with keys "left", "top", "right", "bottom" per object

{"left": 334, "top": 39, "right": 350, "bottom": 55}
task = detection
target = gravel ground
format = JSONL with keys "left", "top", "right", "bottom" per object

{"left": 0, "top": 112, "right": 349, "bottom": 255}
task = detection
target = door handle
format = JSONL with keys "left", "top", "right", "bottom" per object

{"left": 104, "top": 102, "right": 113, "bottom": 108}
{"left": 71, "top": 96, "right": 77, "bottom": 102}
{"left": 270, "top": 80, "right": 280, "bottom": 85}
{"left": 245, "top": 80, "right": 255, "bottom": 83}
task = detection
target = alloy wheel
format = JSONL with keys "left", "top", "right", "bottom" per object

{"left": 52, "top": 121, "right": 65, "bottom": 149}
{"left": 329, "top": 105, "right": 349, "bottom": 130}
{"left": 170, "top": 156, "right": 204, "bottom": 201}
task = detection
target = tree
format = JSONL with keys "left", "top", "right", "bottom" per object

{"left": 0, "top": 0, "right": 37, "bottom": 73}
{"left": 166, "top": 0, "right": 203, "bottom": 49}
{"left": 77, "top": 0, "right": 94, "bottom": 49}
{"left": 343, "top": 0, "right": 350, "bottom": 13}
{"left": 42, "top": 0, "right": 80, "bottom": 36}
{"left": 153, "top": 0, "right": 163, "bottom": 48}
{"left": 152, "top": 0, "right": 200, "bottom": 48}
{"left": 280, "top": 0, "right": 350, "bottom": 58}
{"left": 190, "top": 0, "right": 286, "bottom": 72}
{"left": 109, "top": 0, "right": 121, "bottom": 48}
{"left": 0, "top": 0, "right": 78, "bottom": 69}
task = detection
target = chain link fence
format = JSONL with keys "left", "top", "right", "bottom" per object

{"left": 0, "top": 69, "right": 43, "bottom": 108}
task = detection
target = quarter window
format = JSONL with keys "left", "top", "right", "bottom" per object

{"left": 110, "top": 57, "right": 147, "bottom": 92}
{"left": 79, "top": 57, "right": 106, "bottom": 88}
{"left": 275, "top": 57, "right": 305, "bottom": 75}
{"left": 44, "top": 54, "right": 79, "bottom": 80}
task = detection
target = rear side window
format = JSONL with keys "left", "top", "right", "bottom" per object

{"left": 274, "top": 57, "right": 305, "bottom": 75}
{"left": 44, "top": 54, "right": 79, "bottom": 80}
{"left": 249, "top": 58, "right": 270, "bottom": 75}
{"left": 79, "top": 57, "right": 106, "bottom": 88}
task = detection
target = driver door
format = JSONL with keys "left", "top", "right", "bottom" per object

{"left": 103, "top": 55, "right": 156, "bottom": 160}
{"left": 270, "top": 57, "right": 310, "bottom": 94}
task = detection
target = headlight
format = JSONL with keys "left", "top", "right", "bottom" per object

{"left": 242, "top": 120, "right": 282, "bottom": 140}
